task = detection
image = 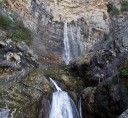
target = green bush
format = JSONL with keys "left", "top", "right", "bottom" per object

{"left": 0, "top": 14, "right": 12, "bottom": 29}
{"left": 7, "top": 21, "right": 32, "bottom": 44}
{"left": 0, "top": 14, "right": 32, "bottom": 44}
{"left": 107, "top": 4, "right": 120, "bottom": 15}
{"left": 120, "top": 67, "right": 128, "bottom": 78}
{"left": 43, "top": 70, "right": 59, "bottom": 79}
{"left": 121, "top": 0, "right": 128, "bottom": 11}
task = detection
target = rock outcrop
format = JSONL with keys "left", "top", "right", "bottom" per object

{"left": 0, "top": 30, "right": 53, "bottom": 117}
{"left": 82, "top": 76, "right": 128, "bottom": 118}
{"left": 68, "top": 7, "right": 128, "bottom": 117}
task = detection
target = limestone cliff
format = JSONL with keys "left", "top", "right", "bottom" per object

{"left": 2, "top": 0, "right": 110, "bottom": 65}
{"left": 0, "top": 0, "right": 128, "bottom": 118}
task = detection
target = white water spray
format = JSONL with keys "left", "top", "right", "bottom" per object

{"left": 49, "top": 78, "right": 80, "bottom": 118}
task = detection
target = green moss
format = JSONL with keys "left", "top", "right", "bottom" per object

{"left": 0, "top": 14, "right": 12, "bottom": 29}
{"left": 121, "top": 0, "right": 128, "bottom": 11}
{"left": 43, "top": 70, "right": 59, "bottom": 79}
{"left": 0, "top": 14, "right": 32, "bottom": 44}
{"left": 119, "top": 59, "right": 128, "bottom": 78}
{"left": 107, "top": 4, "right": 120, "bottom": 16}
{"left": 119, "top": 67, "right": 128, "bottom": 78}
{"left": 6, "top": 21, "right": 32, "bottom": 44}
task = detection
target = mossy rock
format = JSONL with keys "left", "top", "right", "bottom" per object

{"left": 0, "top": 70, "right": 53, "bottom": 118}
{"left": 0, "top": 13, "right": 32, "bottom": 44}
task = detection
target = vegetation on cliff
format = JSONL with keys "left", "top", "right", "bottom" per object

{"left": 0, "top": 13, "right": 32, "bottom": 44}
{"left": 121, "top": 0, "right": 128, "bottom": 11}
{"left": 107, "top": 0, "right": 128, "bottom": 16}
{"left": 120, "top": 59, "right": 128, "bottom": 78}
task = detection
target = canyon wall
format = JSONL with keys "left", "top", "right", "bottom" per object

{"left": 2, "top": 0, "right": 110, "bottom": 66}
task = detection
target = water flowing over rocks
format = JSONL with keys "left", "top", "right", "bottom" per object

{"left": 49, "top": 78, "right": 80, "bottom": 118}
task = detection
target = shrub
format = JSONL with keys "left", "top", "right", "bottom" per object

{"left": 107, "top": 4, "right": 120, "bottom": 15}
{"left": 43, "top": 70, "right": 59, "bottom": 79}
{"left": 120, "top": 67, "right": 128, "bottom": 78}
{"left": 0, "top": 14, "right": 12, "bottom": 29}
{"left": 0, "top": 14, "right": 32, "bottom": 44}
{"left": 8, "top": 21, "right": 32, "bottom": 44}
{"left": 121, "top": 0, "right": 128, "bottom": 11}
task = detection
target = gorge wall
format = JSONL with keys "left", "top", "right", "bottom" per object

{"left": 2, "top": 0, "right": 110, "bottom": 66}
{"left": 0, "top": 0, "right": 128, "bottom": 118}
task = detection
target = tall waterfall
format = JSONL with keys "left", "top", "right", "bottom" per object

{"left": 49, "top": 78, "right": 80, "bottom": 118}
{"left": 63, "top": 22, "right": 71, "bottom": 65}
{"left": 63, "top": 22, "right": 85, "bottom": 65}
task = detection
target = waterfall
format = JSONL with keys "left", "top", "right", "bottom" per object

{"left": 49, "top": 78, "right": 80, "bottom": 118}
{"left": 63, "top": 22, "right": 71, "bottom": 65}
{"left": 49, "top": 78, "right": 62, "bottom": 91}
{"left": 63, "top": 22, "right": 85, "bottom": 65}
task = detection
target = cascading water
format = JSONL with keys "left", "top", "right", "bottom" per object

{"left": 49, "top": 78, "right": 80, "bottom": 118}
{"left": 63, "top": 22, "right": 85, "bottom": 65}
{"left": 63, "top": 22, "right": 71, "bottom": 65}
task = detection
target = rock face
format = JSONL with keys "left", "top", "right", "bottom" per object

{"left": 0, "top": 30, "right": 38, "bottom": 84}
{"left": 68, "top": 9, "right": 128, "bottom": 118}
{"left": 3, "top": 0, "right": 109, "bottom": 31}
{"left": 69, "top": 9, "right": 128, "bottom": 87}
{"left": 82, "top": 77, "right": 128, "bottom": 118}
{"left": 0, "top": 30, "right": 53, "bottom": 117}
{"left": 48, "top": 0, "right": 109, "bottom": 31}
{"left": 0, "top": 70, "right": 52, "bottom": 118}
{"left": 2, "top": 0, "right": 110, "bottom": 65}
{"left": 0, "top": 0, "right": 128, "bottom": 118}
